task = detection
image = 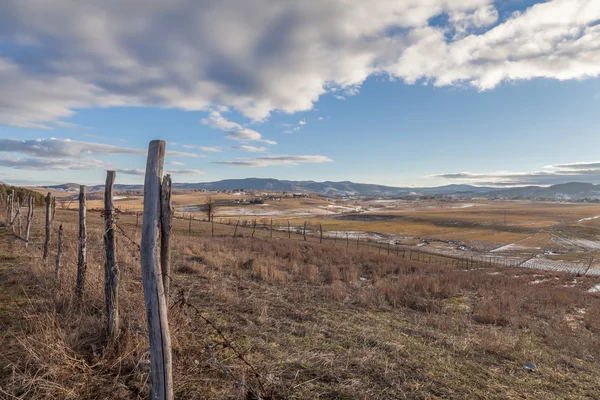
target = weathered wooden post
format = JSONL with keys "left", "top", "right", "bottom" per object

{"left": 55, "top": 224, "right": 63, "bottom": 282}
{"left": 136, "top": 212, "right": 140, "bottom": 228}
{"left": 319, "top": 224, "right": 323, "bottom": 244}
{"left": 233, "top": 219, "right": 239, "bottom": 237}
{"left": 287, "top": 220, "right": 291, "bottom": 239}
{"left": 387, "top": 242, "right": 390, "bottom": 255}
{"left": 42, "top": 192, "right": 52, "bottom": 261}
{"left": 75, "top": 185, "right": 87, "bottom": 298}
{"left": 25, "top": 196, "right": 34, "bottom": 247}
{"left": 346, "top": 232, "right": 349, "bottom": 248}
{"left": 51, "top": 196, "right": 56, "bottom": 221}
{"left": 334, "top": 231, "right": 337, "bottom": 245}
{"left": 188, "top": 214, "right": 192, "bottom": 236}
{"left": 16, "top": 198, "right": 22, "bottom": 236}
{"left": 160, "top": 174, "right": 173, "bottom": 300}
{"left": 104, "top": 171, "right": 119, "bottom": 338}
{"left": 270, "top": 219, "right": 273, "bottom": 239}
{"left": 303, "top": 222, "right": 307, "bottom": 241}
{"left": 8, "top": 190, "right": 14, "bottom": 226}
{"left": 140, "top": 140, "right": 173, "bottom": 400}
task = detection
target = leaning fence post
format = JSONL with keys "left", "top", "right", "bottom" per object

{"left": 25, "top": 196, "right": 34, "bottom": 247}
{"left": 140, "top": 140, "right": 173, "bottom": 400}
{"left": 160, "top": 174, "right": 173, "bottom": 300}
{"left": 75, "top": 185, "right": 87, "bottom": 298}
{"left": 43, "top": 192, "right": 52, "bottom": 261}
{"left": 104, "top": 171, "right": 119, "bottom": 338}
{"left": 55, "top": 224, "right": 63, "bottom": 282}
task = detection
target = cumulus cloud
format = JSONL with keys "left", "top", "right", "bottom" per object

{"left": 231, "top": 145, "right": 267, "bottom": 152}
{"left": 431, "top": 160, "right": 600, "bottom": 186}
{"left": 213, "top": 155, "right": 333, "bottom": 167}
{"left": 201, "top": 110, "right": 274, "bottom": 143}
{"left": 1, "top": 0, "right": 599, "bottom": 128}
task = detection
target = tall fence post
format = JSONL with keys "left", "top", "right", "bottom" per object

{"left": 25, "top": 196, "right": 34, "bottom": 247}
{"left": 55, "top": 224, "right": 63, "bottom": 282}
{"left": 43, "top": 192, "right": 52, "bottom": 261}
{"left": 160, "top": 174, "right": 173, "bottom": 301}
{"left": 104, "top": 171, "right": 119, "bottom": 338}
{"left": 75, "top": 185, "right": 87, "bottom": 298}
{"left": 140, "top": 140, "right": 173, "bottom": 400}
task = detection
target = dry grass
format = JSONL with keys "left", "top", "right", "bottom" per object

{"left": 2, "top": 208, "right": 600, "bottom": 399}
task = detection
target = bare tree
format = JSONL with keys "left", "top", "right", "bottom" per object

{"left": 204, "top": 196, "right": 217, "bottom": 222}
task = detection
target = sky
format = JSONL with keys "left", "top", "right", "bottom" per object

{"left": 0, "top": 0, "right": 599, "bottom": 188}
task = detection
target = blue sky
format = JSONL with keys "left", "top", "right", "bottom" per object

{"left": 1, "top": 0, "right": 599, "bottom": 187}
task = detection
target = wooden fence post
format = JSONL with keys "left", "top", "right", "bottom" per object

{"left": 212, "top": 219, "right": 215, "bottom": 237}
{"left": 104, "top": 171, "right": 119, "bottom": 338}
{"left": 270, "top": 219, "right": 273, "bottom": 239}
{"left": 43, "top": 192, "right": 52, "bottom": 261}
{"left": 188, "top": 214, "right": 192, "bottom": 236}
{"left": 287, "top": 220, "right": 291, "bottom": 239}
{"left": 346, "top": 232, "right": 349, "bottom": 248}
{"left": 303, "top": 222, "right": 307, "bottom": 241}
{"left": 140, "top": 140, "right": 173, "bottom": 400}
{"left": 55, "top": 224, "right": 63, "bottom": 282}
{"left": 160, "top": 174, "right": 173, "bottom": 300}
{"left": 8, "top": 190, "right": 13, "bottom": 226}
{"left": 75, "top": 185, "right": 87, "bottom": 298}
{"left": 233, "top": 219, "right": 239, "bottom": 237}
{"left": 16, "top": 199, "right": 22, "bottom": 236}
{"left": 136, "top": 212, "right": 139, "bottom": 228}
{"left": 25, "top": 196, "right": 34, "bottom": 247}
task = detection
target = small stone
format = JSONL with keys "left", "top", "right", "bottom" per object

{"left": 523, "top": 362, "right": 537, "bottom": 372}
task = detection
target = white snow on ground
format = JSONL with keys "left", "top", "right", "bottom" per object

{"left": 589, "top": 284, "right": 600, "bottom": 293}
{"left": 579, "top": 215, "right": 600, "bottom": 222}
{"left": 448, "top": 203, "right": 484, "bottom": 209}
{"left": 490, "top": 243, "right": 540, "bottom": 253}
{"left": 520, "top": 257, "right": 600, "bottom": 276}
{"left": 552, "top": 234, "right": 600, "bottom": 251}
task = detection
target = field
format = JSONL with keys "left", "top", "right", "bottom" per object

{"left": 57, "top": 192, "right": 600, "bottom": 276}
{"left": 2, "top": 192, "right": 600, "bottom": 399}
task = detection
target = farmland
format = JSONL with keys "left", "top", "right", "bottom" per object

{"left": 3, "top": 187, "right": 600, "bottom": 399}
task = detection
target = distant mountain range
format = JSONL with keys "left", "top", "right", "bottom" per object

{"left": 41, "top": 179, "right": 600, "bottom": 200}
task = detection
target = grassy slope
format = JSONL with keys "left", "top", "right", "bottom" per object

{"left": 1, "top": 210, "right": 600, "bottom": 399}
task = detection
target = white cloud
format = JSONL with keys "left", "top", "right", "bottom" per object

{"left": 167, "top": 161, "right": 186, "bottom": 166}
{"left": 298, "top": 119, "right": 306, "bottom": 126}
{"left": 0, "top": 154, "right": 104, "bottom": 170}
{"left": 231, "top": 145, "right": 267, "bottom": 152}
{"left": 213, "top": 155, "right": 333, "bottom": 167}
{"left": 1, "top": 0, "right": 598, "bottom": 129}
{"left": 117, "top": 168, "right": 205, "bottom": 176}
{"left": 431, "top": 160, "right": 600, "bottom": 185}
{"left": 180, "top": 144, "right": 221, "bottom": 152}
{"left": 201, "top": 110, "right": 275, "bottom": 143}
